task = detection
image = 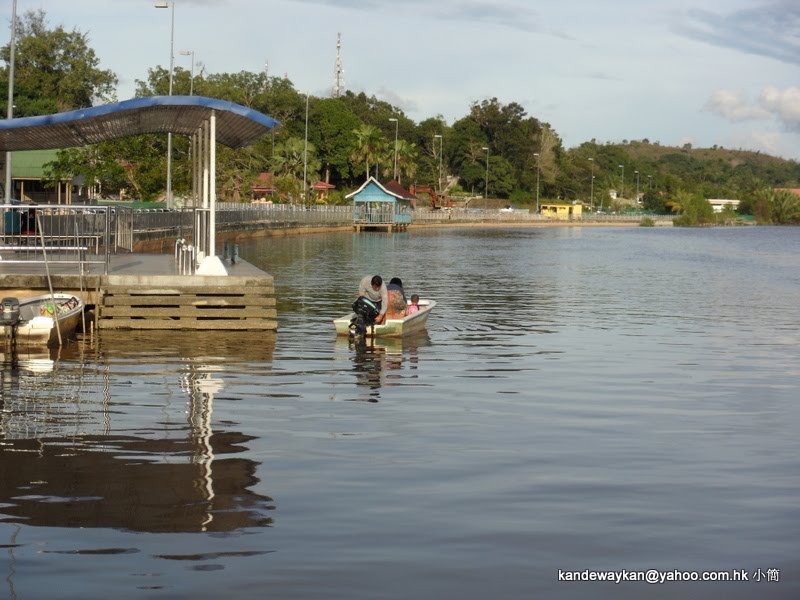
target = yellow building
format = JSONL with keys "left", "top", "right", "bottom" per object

{"left": 540, "top": 203, "right": 583, "bottom": 220}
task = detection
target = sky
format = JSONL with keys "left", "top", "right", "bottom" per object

{"left": 5, "top": 0, "right": 800, "bottom": 160}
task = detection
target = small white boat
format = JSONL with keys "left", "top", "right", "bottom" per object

{"left": 333, "top": 299, "right": 436, "bottom": 338}
{"left": 2, "top": 293, "right": 84, "bottom": 347}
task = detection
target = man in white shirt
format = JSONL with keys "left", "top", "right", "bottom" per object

{"left": 358, "top": 275, "right": 388, "bottom": 323}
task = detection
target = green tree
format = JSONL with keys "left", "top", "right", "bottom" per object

{"left": 641, "top": 189, "right": 667, "bottom": 213}
{"left": 459, "top": 159, "right": 487, "bottom": 196}
{"left": 271, "top": 137, "right": 321, "bottom": 186}
{"left": 665, "top": 189, "right": 693, "bottom": 214}
{"left": 46, "top": 134, "right": 168, "bottom": 201}
{"left": 273, "top": 174, "right": 302, "bottom": 203}
{"left": 752, "top": 188, "right": 774, "bottom": 223}
{"left": 771, "top": 189, "right": 800, "bottom": 224}
{"left": 350, "top": 124, "right": 386, "bottom": 181}
{"left": 413, "top": 117, "right": 449, "bottom": 188}
{"left": 307, "top": 98, "right": 360, "bottom": 185}
{"left": 338, "top": 91, "right": 399, "bottom": 129}
{"left": 673, "top": 192, "right": 715, "bottom": 226}
{"left": 0, "top": 9, "right": 117, "bottom": 116}
{"left": 751, "top": 188, "right": 800, "bottom": 224}
{"left": 216, "top": 144, "right": 271, "bottom": 203}
{"left": 486, "top": 155, "right": 516, "bottom": 198}
{"left": 450, "top": 98, "right": 555, "bottom": 196}
{"left": 394, "top": 139, "right": 419, "bottom": 186}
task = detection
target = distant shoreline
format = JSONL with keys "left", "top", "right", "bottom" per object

{"left": 132, "top": 220, "right": 653, "bottom": 251}
{"left": 131, "top": 219, "right": 663, "bottom": 252}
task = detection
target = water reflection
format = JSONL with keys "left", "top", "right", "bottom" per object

{"left": 0, "top": 332, "right": 277, "bottom": 534}
{"left": 0, "top": 345, "right": 69, "bottom": 374}
{"left": 339, "top": 332, "right": 431, "bottom": 402}
{"left": 0, "top": 431, "right": 272, "bottom": 533}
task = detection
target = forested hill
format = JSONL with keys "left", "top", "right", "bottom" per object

{"left": 560, "top": 139, "right": 800, "bottom": 209}
{"left": 623, "top": 141, "right": 799, "bottom": 183}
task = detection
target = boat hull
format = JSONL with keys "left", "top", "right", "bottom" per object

{"left": 333, "top": 299, "right": 436, "bottom": 338}
{"left": 7, "top": 293, "right": 84, "bottom": 347}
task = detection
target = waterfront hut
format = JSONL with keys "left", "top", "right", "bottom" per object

{"left": 347, "top": 177, "right": 413, "bottom": 232}
{"left": 540, "top": 203, "right": 583, "bottom": 220}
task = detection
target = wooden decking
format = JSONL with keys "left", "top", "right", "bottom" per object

{"left": 98, "top": 282, "right": 276, "bottom": 330}
{"left": 0, "top": 253, "right": 277, "bottom": 331}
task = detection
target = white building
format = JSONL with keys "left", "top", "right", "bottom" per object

{"left": 708, "top": 199, "right": 740, "bottom": 213}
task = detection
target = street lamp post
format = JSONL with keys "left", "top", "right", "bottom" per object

{"left": 588, "top": 157, "right": 594, "bottom": 210}
{"left": 482, "top": 146, "right": 489, "bottom": 199}
{"left": 389, "top": 118, "right": 398, "bottom": 181}
{"left": 179, "top": 49, "right": 194, "bottom": 95}
{"left": 434, "top": 134, "right": 442, "bottom": 193}
{"left": 647, "top": 174, "right": 652, "bottom": 189}
{"left": 534, "top": 152, "right": 540, "bottom": 213}
{"left": 303, "top": 93, "right": 309, "bottom": 204}
{"left": 635, "top": 170, "right": 640, "bottom": 204}
{"left": 4, "top": 0, "right": 17, "bottom": 201}
{"left": 618, "top": 164, "right": 624, "bottom": 199}
{"left": 155, "top": 1, "right": 175, "bottom": 208}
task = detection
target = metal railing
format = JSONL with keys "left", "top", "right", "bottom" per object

{"left": 1, "top": 204, "right": 114, "bottom": 273}
{"left": 114, "top": 204, "right": 679, "bottom": 252}
{"left": 352, "top": 205, "right": 412, "bottom": 224}
{"left": 128, "top": 204, "right": 675, "bottom": 234}
{"left": 215, "top": 203, "right": 353, "bottom": 225}
{"left": 175, "top": 237, "right": 196, "bottom": 275}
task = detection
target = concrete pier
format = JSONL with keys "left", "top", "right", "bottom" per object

{"left": 0, "top": 253, "right": 277, "bottom": 331}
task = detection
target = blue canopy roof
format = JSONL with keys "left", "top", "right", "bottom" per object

{"left": 0, "top": 96, "right": 279, "bottom": 152}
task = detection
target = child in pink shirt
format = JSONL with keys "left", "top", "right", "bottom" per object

{"left": 406, "top": 294, "right": 421, "bottom": 315}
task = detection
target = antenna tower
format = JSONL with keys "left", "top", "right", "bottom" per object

{"left": 333, "top": 32, "right": 344, "bottom": 97}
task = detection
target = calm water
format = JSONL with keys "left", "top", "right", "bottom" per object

{"left": 1, "top": 225, "right": 799, "bottom": 599}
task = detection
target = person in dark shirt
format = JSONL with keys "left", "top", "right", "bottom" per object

{"left": 385, "top": 277, "right": 408, "bottom": 319}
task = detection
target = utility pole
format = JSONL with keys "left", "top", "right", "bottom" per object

{"left": 4, "top": 0, "right": 17, "bottom": 200}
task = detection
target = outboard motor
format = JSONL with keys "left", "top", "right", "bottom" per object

{"left": 349, "top": 297, "right": 379, "bottom": 340}
{"left": 1, "top": 297, "right": 21, "bottom": 326}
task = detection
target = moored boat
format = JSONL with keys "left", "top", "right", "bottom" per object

{"left": 333, "top": 299, "right": 436, "bottom": 338}
{"left": 1, "top": 293, "right": 84, "bottom": 347}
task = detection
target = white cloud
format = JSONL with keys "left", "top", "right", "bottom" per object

{"left": 706, "top": 86, "right": 800, "bottom": 133}
{"left": 727, "top": 131, "right": 787, "bottom": 158}
{"left": 759, "top": 86, "right": 800, "bottom": 131}
{"left": 705, "top": 90, "right": 770, "bottom": 121}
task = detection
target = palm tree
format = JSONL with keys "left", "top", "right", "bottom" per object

{"left": 395, "top": 140, "right": 419, "bottom": 185}
{"left": 770, "top": 189, "right": 800, "bottom": 224}
{"left": 272, "top": 137, "right": 321, "bottom": 178}
{"left": 666, "top": 189, "right": 693, "bottom": 214}
{"left": 270, "top": 137, "right": 321, "bottom": 202}
{"left": 350, "top": 124, "right": 385, "bottom": 181}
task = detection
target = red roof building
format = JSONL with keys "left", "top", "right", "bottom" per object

{"left": 251, "top": 172, "right": 275, "bottom": 200}
{"left": 311, "top": 181, "right": 335, "bottom": 202}
{"left": 382, "top": 179, "right": 417, "bottom": 209}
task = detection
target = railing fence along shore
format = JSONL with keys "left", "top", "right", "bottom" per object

{"left": 1, "top": 204, "right": 117, "bottom": 274}
{"left": 2, "top": 203, "right": 673, "bottom": 269}
{"left": 134, "top": 204, "right": 668, "bottom": 232}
